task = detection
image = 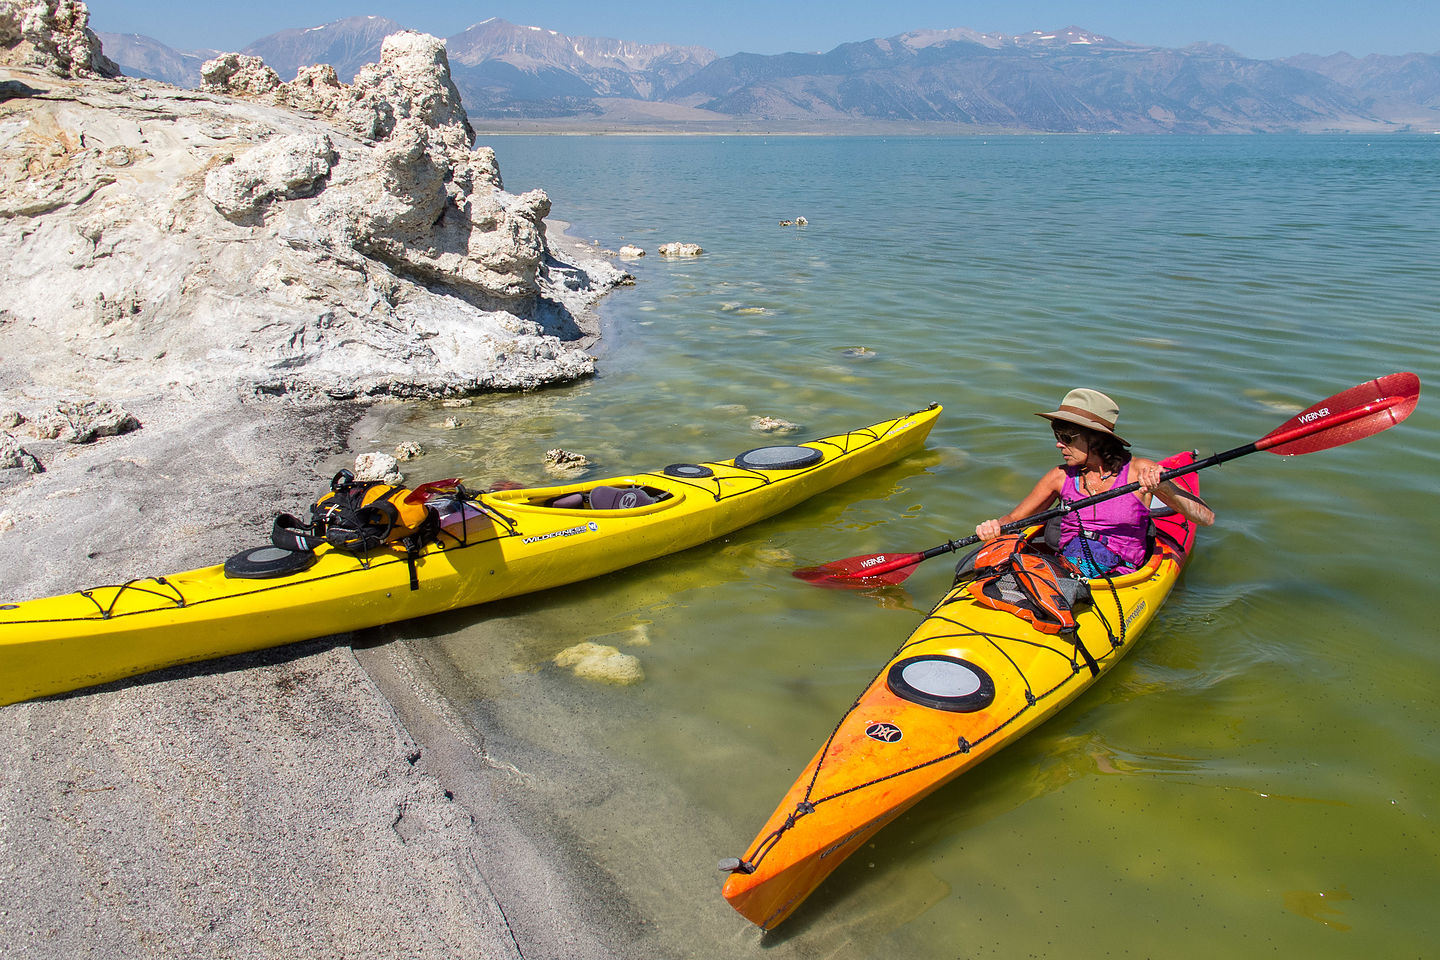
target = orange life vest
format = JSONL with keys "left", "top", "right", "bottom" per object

{"left": 966, "top": 534, "right": 1078, "bottom": 635}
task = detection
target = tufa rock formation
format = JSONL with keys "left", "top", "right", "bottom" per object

{"left": 0, "top": 0, "right": 118, "bottom": 78}
{"left": 201, "top": 34, "right": 560, "bottom": 305}
{"left": 1, "top": 11, "right": 628, "bottom": 417}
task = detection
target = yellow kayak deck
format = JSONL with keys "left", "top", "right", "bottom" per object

{"left": 1, "top": 405, "right": 940, "bottom": 705}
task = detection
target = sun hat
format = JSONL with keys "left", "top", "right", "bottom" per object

{"left": 1036, "top": 388, "right": 1130, "bottom": 446}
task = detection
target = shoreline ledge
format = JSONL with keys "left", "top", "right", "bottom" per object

{"left": 1, "top": 14, "right": 656, "bottom": 958}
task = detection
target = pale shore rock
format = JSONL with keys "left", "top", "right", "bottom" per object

{"left": 0, "top": 430, "right": 42, "bottom": 471}
{"left": 543, "top": 446, "right": 591, "bottom": 474}
{"left": 0, "top": 7, "right": 652, "bottom": 958}
{"left": 353, "top": 450, "right": 403, "bottom": 484}
{"left": 658, "top": 241, "right": 703, "bottom": 257}
{"left": 202, "top": 132, "right": 338, "bottom": 222}
{"left": 1, "top": 30, "right": 628, "bottom": 407}
{"left": 554, "top": 641, "right": 645, "bottom": 684}
{"left": 199, "top": 51, "right": 281, "bottom": 99}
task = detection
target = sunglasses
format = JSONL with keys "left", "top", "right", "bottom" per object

{"left": 1052, "top": 428, "right": 1083, "bottom": 446}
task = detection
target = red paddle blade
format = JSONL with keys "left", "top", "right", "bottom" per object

{"left": 404, "top": 478, "right": 463, "bottom": 504}
{"left": 1259, "top": 372, "right": 1421, "bottom": 455}
{"left": 794, "top": 552, "right": 925, "bottom": 588}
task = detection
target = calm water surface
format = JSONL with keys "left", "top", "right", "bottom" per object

{"left": 374, "top": 136, "right": 1440, "bottom": 958}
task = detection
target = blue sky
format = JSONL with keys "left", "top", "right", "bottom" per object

{"left": 90, "top": 0, "right": 1438, "bottom": 60}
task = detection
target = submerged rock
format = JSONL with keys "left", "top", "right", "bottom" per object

{"left": 554, "top": 642, "right": 644, "bottom": 685}
{"left": 751, "top": 416, "right": 801, "bottom": 434}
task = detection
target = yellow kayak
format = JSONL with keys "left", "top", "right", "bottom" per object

{"left": 1, "top": 405, "right": 940, "bottom": 705}
{"left": 723, "top": 451, "right": 1199, "bottom": 929}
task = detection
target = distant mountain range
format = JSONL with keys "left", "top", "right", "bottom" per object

{"left": 96, "top": 31, "right": 218, "bottom": 87}
{"left": 97, "top": 18, "right": 1440, "bottom": 133}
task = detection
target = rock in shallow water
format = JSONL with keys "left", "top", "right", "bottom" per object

{"left": 553, "top": 642, "right": 645, "bottom": 685}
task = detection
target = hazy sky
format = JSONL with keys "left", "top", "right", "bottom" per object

{"left": 89, "top": 0, "right": 1438, "bottom": 60}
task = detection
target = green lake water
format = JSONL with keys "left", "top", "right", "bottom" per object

{"left": 369, "top": 135, "right": 1440, "bottom": 958}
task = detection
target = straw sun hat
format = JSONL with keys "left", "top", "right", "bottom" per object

{"left": 1036, "top": 388, "right": 1130, "bottom": 447}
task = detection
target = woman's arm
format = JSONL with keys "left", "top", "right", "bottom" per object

{"left": 975, "top": 467, "right": 1065, "bottom": 539}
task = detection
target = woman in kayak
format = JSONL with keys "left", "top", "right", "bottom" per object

{"left": 975, "top": 388, "right": 1214, "bottom": 576}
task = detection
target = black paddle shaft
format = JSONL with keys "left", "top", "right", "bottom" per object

{"left": 817, "top": 373, "right": 1418, "bottom": 584}
{"left": 914, "top": 443, "right": 1249, "bottom": 564}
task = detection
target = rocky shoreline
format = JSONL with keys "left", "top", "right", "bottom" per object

{"left": 1, "top": 7, "right": 666, "bottom": 958}
{"left": 0, "top": 377, "right": 660, "bottom": 957}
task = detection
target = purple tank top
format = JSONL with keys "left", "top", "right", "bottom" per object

{"left": 1058, "top": 463, "right": 1150, "bottom": 569}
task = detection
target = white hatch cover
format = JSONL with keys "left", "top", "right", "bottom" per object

{"left": 886, "top": 655, "right": 996, "bottom": 712}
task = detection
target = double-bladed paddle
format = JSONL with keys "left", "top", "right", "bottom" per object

{"left": 796, "top": 372, "right": 1421, "bottom": 588}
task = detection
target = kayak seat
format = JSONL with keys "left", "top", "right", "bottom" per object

{"left": 953, "top": 545, "right": 982, "bottom": 578}
{"left": 589, "top": 485, "right": 660, "bottom": 510}
{"left": 1042, "top": 516, "right": 1063, "bottom": 552}
{"left": 547, "top": 486, "right": 672, "bottom": 510}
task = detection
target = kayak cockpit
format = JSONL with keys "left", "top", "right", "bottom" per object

{"left": 487, "top": 482, "right": 682, "bottom": 514}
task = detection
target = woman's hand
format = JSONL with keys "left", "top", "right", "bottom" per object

{"left": 1140, "top": 458, "right": 1215, "bottom": 526}
{"left": 975, "top": 518, "right": 1003, "bottom": 540}
{"left": 1136, "top": 461, "right": 1164, "bottom": 497}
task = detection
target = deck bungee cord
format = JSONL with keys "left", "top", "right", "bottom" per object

{"left": 77, "top": 577, "right": 187, "bottom": 619}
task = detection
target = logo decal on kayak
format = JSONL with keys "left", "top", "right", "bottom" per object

{"left": 865, "top": 721, "right": 903, "bottom": 743}
{"left": 521, "top": 521, "right": 599, "bottom": 545}
{"left": 1123, "top": 599, "right": 1147, "bottom": 629}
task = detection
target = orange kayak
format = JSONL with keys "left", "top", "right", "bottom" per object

{"left": 722, "top": 452, "right": 1201, "bottom": 929}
